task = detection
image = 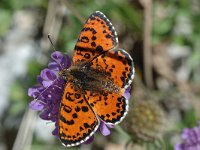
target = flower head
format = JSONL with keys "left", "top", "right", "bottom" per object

{"left": 28, "top": 51, "right": 132, "bottom": 145}
{"left": 28, "top": 51, "right": 70, "bottom": 138}
{"left": 121, "top": 100, "right": 165, "bottom": 143}
{"left": 175, "top": 122, "right": 200, "bottom": 150}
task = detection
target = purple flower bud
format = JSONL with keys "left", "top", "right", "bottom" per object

{"left": 175, "top": 122, "right": 200, "bottom": 150}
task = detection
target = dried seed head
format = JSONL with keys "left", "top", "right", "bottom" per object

{"left": 121, "top": 100, "right": 165, "bottom": 143}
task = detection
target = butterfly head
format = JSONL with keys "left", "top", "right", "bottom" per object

{"left": 59, "top": 69, "right": 70, "bottom": 81}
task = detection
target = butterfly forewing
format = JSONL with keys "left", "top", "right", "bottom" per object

{"left": 59, "top": 82, "right": 99, "bottom": 147}
{"left": 73, "top": 11, "right": 118, "bottom": 64}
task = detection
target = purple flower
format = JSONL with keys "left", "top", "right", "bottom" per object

{"left": 28, "top": 51, "right": 132, "bottom": 145}
{"left": 175, "top": 122, "right": 200, "bottom": 150}
{"left": 28, "top": 51, "right": 70, "bottom": 137}
{"left": 123, "top": 86, "right": 131, "bottom": 100}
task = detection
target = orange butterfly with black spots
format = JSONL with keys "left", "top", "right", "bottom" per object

{"left": 59, "top": 11, "right": 134, "bottom": 147}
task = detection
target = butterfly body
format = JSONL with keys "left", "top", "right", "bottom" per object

{"left": 58, "top": 11, "right": 134, "bottom": 147}
{"left": 60, "top": 62, "right": 120, "bottom": 94}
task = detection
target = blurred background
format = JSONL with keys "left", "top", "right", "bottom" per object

{"left": 0, "top": 0, "right": 200, "bottom": 150}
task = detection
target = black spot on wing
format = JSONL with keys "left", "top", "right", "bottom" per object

{"left": 60, "top": 115, "right": 74, "bottom": 125}
{"left": 84, "top": 123, "right": 90, "bottom": 129}
{"left": 82, "top": 106, "right": 89, "bottom": 112}
{"left": 96, "top": 45, "right": 103, "bottom": 53}
{"left": 80, "top": 36, "right": 89, "bottom": 43}
{"left": 72, "top": 113, "right": 78, "bottom": 118}
{"left": 91, "top": 42, "right": 96, "bottom": 47}
{"left": 61, "top": 104, "right": 72, "bottom": 113}
{"left": 92, "top": 36, "right": 96, "bottom": 40}
{"left": 75, "top": 106, "right": 81, "bottom": 112}
{"left": 65, "top": 92, "right": 74, "bottom": 102}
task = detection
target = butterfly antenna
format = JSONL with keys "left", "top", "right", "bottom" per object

{"left": 47, "top": 34, "right": 64, "bottom": 70}
{"left": 48, "top": 34, "right": 56, "bottom": 51}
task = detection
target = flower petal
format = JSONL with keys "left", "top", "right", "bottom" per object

{"left": 174, "top": 143, "right": 184, "bottom": 150}
{"left": 123, "top": 86, "right": 131, "bottom": 100}
{"left": 123, "top": 91, "right": 131, "bottom": 100}
{"left": 51, "top": 51, "right": 64, "bottom": 63}
{"left": 37, "top": 75, "right": 43, "bottom": 85}
{"left": 106, "top": 124, "right": 114, "bottom": 128}
{"left": 28, "top": 87, "right": 38, "bottom": 97}
{"left": 29, "top": 100, "right": 44, "bottom": 111}
{"left": 41, "top": 68, "right": 57, "bottom": 81}
{"left": 48, "top": 62, "right": 60, "bottom": 71}
{"left": 100, "top": 122, "right": 111, "bottom": 136}
{"left": 52, "top": 126, "right": 59, "bottom": 138}
{"left": 50, "top": 51, "right": 71, "bottom": 70}
{"left": 181, "top": 128, "right": 190, "bottom": 140}
{"left": 175, "top": 122, "right": 200, "bottom": 150}
{"left": 39, "top": 110, "right": 50, "bottom": 120}
{"left": 84, "top": 136, "right": 94, "bottom": 144}
{"left": 42, "top": 80, "right": 54, "bottom": 88}
{"left": 28, "top": 86, "right": 43, "bottom": 98}
{"left": 61, "top": 55, "right": 71, "bottom": 69}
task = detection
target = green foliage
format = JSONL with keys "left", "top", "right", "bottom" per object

{"left": 27, "top": 59, "right": 46, "bottom": 85}
{"left": 31, "top": 145, "right": 80, "bottom": 150}
{"left": 0, "top": 0, "right": 47, "bottom": 36}
{"left": 0, "top": 9, "right": 12, "bottom": 36}
{"left": 153, "top": 0, "right": 200, "bottom": 83}
{"left": 0, "top": 0, "right": 47, "bottom": 10}
{"left": 179, "top": 109, "right": 198, "bottom": 129}
{"left": 9, "top": 79, "right": 27, "bottom": 115}
{"left": 163, "top": 134, "right": 174, "bottom": 150}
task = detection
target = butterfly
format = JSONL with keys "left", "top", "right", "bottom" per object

{"left": 58, "top": 11, "right": 134, "bottom": 147}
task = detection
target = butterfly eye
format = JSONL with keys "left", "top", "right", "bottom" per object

{"left": 59, "top": 69, "right": 69, "bottom": 80}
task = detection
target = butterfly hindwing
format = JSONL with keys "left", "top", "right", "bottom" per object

{"left": 86, "top": 90, "right": 128, "bottom": 125}
{"left": 73, "top": 11, "right": 118, "bottom": 64}
{"left": 59, "top": 82, "right": 99, "bottom": 147}
{"left": 84, "top": 49, "right": 134, "bottom": 125}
